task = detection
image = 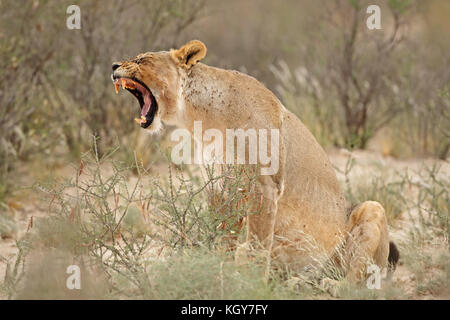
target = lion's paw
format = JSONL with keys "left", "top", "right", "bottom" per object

{"left": 319, "top": 277, "right": 342, "bottom": 297}
{"left": 285, "top": 275, "right": 315, "bottom": 291}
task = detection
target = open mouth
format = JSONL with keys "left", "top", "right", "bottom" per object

{"left": 112, "top": 77, "right": 158, "bottom": 128}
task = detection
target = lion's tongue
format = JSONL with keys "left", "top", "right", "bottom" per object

{"left": 141, "top": 91, "right": 152, "bottom": 117}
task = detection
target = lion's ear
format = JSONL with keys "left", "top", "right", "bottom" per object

{"left": 171, "top": 40, "right": 207, "bottom": 69}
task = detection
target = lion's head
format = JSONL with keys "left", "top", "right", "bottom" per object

{"left": 111, "top": 40, "right": 207, "bottom": 132}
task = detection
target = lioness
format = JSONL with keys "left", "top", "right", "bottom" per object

{"left": 111, "top": 40, "right": 398, "bottom": 282}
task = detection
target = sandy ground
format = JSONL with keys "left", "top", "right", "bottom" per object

{"left": 1, "top": 148, "right": 448, "bottom": 298}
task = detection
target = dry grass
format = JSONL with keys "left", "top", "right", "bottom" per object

{"left": 1, "top": 146, "right": 448, "bottom": 300}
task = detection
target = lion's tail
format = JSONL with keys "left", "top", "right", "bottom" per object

{"left": 387, "top": 241, "right": 400, "bottom": 276}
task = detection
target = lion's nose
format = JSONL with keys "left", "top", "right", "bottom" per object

{"left": 112, "top": 63, "right": 121, "bottom": 71}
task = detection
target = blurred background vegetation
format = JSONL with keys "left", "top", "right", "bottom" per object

{"left": 0, "top": 0, "right": 449, "bottom": 202}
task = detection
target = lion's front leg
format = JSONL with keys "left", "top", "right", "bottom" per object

{"left": 235, "top": 176, "right": 283, "bottom": 280}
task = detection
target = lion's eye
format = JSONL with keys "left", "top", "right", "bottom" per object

{"left": 134, "top": 57, "right": 146, "bottom": 64}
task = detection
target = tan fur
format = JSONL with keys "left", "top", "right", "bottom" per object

{"left": 112, "top": 40, "right": 391, "bottom": 282}
{"left": 170, "top": 40, "right": 207, "bottom": 69}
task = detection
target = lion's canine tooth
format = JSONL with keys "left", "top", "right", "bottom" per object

{"left": 141, "top": 116, "right": 146, "bottom": 122}
{"left": 114, "top": 82, "right": 119, "bottom": 93}
{"left": 135, "top": 118, "right": 141, "bottom": 124}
